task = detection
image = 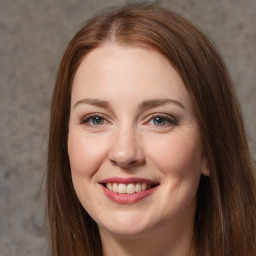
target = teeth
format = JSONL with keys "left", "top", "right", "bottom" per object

{"left": 105, "top": 182, "right": 153, "bottom": 194}
{"left": 142, "top": 183, "right": 147, "bottom": 191}
{"left": 113, "top": 183, "right": 118, "bottom": 193}
{"left": 118, "top": 184, "right": 127, "bottom": 193}
{"left": 127, "top": 184, "right": 135, "bottom": 194}
{"left": 106, "top": 183, "right": 112, "bottom": 190}
{"left": 135, "top": 183, "right": 142, "bottom": 193}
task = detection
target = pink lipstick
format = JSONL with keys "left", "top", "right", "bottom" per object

{"left": 99, "top": 177, "right": 159, "bottom": 204}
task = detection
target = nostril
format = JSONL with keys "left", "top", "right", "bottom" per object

{"left": 110, "top": 158, "right": 133, "bottom": 166}
{"left": 110, "top": 160, "right": 118, "bottom": 166}
{"left": 110, "top": 159, "right": 144, "bottom": 168}
{"left": 127, "top": 160, "right": 138, "bottom": 166}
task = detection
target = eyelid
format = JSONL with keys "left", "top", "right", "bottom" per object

{"left": 80, "top": 113, "right": 111, "bottom": 125}
{"left": 79, "top": 112, "right": 177, "bottom": 127}
{"left": 143, "top": 113, "right": 178, "bottom": 126}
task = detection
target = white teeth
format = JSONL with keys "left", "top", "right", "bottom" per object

{"left": 118, "top": 183, "right": 127, "bottom": 193}
{"left": 105, "top": 182, "right": 154, "bottom": 194}
{"left": 127, "top": 184, "right": 135, "bottom": 194}
{"left": 135, "top": 183, "right": 142, "bottom": 193}
{"left": 113, "top": 183, "right": 118, "bottom": 193}
{"left": 106, "top": 183, "right": 112, "bottom": 190}
{"left": 142, "top": 183, "right": 147, "bottom": 191}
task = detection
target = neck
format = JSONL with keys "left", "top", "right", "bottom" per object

{"left": 100, "top": 219, "right": 194, "bottom": 256}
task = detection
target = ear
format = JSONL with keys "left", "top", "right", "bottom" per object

{"left": 201, "top": 155, "right": 210, "bottom": 176}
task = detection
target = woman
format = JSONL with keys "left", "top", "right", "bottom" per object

{"left": 47, "top": 4, "right": 256, "bottom": 256}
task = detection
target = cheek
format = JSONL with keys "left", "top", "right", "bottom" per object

{"left": 68, "top": 131, "right": 108, "bottom": 177}
{"left": 68, "top": 131, "right": 108, "bottom": 214}
{"left": 146, "top": 131, "right": 203, "bottom": 177}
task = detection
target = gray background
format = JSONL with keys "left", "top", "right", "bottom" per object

{"left": 1, "top": 0, "right": 255, "bottom": 255}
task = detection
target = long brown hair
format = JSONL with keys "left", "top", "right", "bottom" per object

{"left": 47, "top": 4, "right": 256, "bottom": 256}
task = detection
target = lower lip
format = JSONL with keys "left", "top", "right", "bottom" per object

{"left": 102, "top": 185, "right": 158, "bottom": 204}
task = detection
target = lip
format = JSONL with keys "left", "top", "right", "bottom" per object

{"left": 99, "top": 177, "right": 159, "bottom": 204}
{"left": 99, "top": 177, "right": 158, "bottom": 185}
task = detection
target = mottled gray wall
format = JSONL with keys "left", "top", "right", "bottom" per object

{"left": 1, "top": 0, "right": 255, "bottom": 255}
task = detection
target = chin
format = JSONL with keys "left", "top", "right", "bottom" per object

{"left": 101, "top": 224, "right": 150, "bottom": 238}
{"left": 97, "top": 212, "right": 158, "bottom": 238}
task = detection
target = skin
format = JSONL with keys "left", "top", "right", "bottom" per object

{"left": 68, "top": 44, "right": 209, "bottom": 256}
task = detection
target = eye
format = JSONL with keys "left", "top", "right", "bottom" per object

{"left": 80, "top": 114, "right": 109, "bottom": 126}
{"left": 152, "top": 116, "right": 167, "bottom": 126}
{"left": 90, "top": 116, "right": 105, "bottom": 125}
{"left": 147, "top": 114, "right": 177, "bottom": 127}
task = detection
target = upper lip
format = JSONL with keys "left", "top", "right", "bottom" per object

{"left": 99, "top": 177, "right": 159, "bottom": 185}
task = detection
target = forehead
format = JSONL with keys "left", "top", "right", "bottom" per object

{"left": 71, "top": 44, "right": 192, "bottom": 109}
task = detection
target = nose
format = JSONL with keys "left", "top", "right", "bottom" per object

{"left": 108, "top": 126, "right": 145, "bottom": 168}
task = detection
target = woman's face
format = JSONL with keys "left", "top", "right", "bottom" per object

{"left": 68, "top": 44, "right": 208, "bottom": 238}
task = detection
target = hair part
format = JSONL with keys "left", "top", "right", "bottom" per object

{"left": 47, "top": 4, "right": 256, "bottom": 256}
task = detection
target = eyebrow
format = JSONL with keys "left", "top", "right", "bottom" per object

{"left": 74, "top": 98, "right": 110, "bottom": 108}
{"left": 139, "top": 99, "right": 185, "bottom": 110}
{"left": 73, "top": 98, "right": 185, "bottom": 110}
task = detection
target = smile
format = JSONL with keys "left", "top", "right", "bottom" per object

{"left": 105, "top": 182, "right": 155, "bottom": 194}
{"left": 99, "top": 177, "right": 159, "bottom": 204}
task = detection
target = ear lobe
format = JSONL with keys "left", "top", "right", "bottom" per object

{"left": 201, "top": 156, "right": 210, "bottom": 176}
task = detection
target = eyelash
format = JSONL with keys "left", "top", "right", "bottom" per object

{"left": 146, "top": 113, "right": 178, "bottom": 127}
{"left": 79, "top": 113, "right": 178, "bottom": 127}
{"left": 80, "top": 113, "right": 110, "bottom": 126}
